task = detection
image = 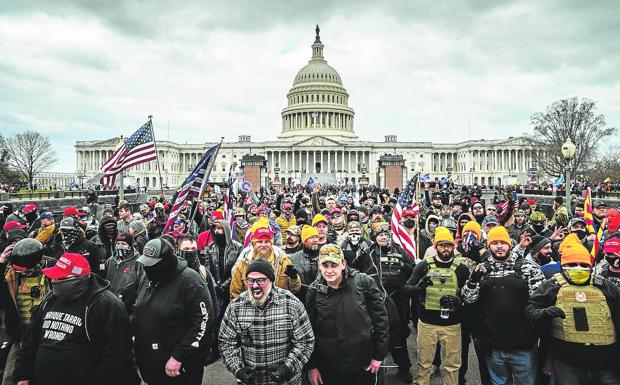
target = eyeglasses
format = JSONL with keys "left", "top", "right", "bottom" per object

{"left": 246, "top": 278, "right": 268, "bottom": 285}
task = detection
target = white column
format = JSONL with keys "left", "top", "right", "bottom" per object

{"left": 327, "top": 151, "right": 331, "bottom": 173}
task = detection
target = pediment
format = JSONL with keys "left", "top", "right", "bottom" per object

{"left": 500, "top": 136, "right": 529, "bottom": 147}
{"left": 294, "top": 135, "right": 343, "bottom": 147}
{"left": 94, "top": 137, "right": 124, "bottom": 147}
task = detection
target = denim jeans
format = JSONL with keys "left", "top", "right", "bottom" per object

{"left": 552, "top": 357, "right": 620, "bottom": 385}
{"left": 486, "top": 348, "right": 536, "bottom": 385}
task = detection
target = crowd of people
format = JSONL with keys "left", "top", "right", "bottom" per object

{"left": 0, "top": 180, "right": 619, "bottom": 385}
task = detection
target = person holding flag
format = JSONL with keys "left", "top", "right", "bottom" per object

{"left": 391, "top": 174, "right": 421, "bottom": 260}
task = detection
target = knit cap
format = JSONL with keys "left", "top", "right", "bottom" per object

{"left": 559, "top": 236, "right": 592, "bottom": 267}
{"left": 434, "top": 226, "right": 455, "bottom": 245}
{"left": 312, "top": 213, "right": 328, "bottom": 226}
{"left": 301, "top": 226, "right": 320, "bottom": 243}
{"left": 486, "top": 226, "right": 511, "bottom": 246}
{"left": 246, "top": 259, "right": 275, "bottom": 282}
{"left": 462, "top": 221, "right": 481, "bottom": 240}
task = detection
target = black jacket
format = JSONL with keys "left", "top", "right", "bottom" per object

{"left": 53, "top": 236, "right": 105, "bottom": 278}
{"left": 105, "top": 250, "right": 145, "bottom": 314}
{"left": 13, "top": 274, "right": 139, "bottom": 385}
{"left": 134, "top": 258, "right": 215, "bottom": 384}
{"left": 306, "top": 267, "right": 389, "bottom": 374}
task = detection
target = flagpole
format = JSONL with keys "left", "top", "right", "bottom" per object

{"left": 188, "top": 137, "right": 224, "bottom": 228}
{"left": 148, "top": 115, "right": 166, "bottom": 198}
{"left": 415, "top": 172, "right": 421, "bottom": 260}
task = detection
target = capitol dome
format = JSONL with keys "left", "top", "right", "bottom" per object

{"left": 279, "top": 25, "right": 357, "bottom": 141}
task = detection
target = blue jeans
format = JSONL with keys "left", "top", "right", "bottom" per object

{"left": 486, "top": 348, "right": 536, "bottom": 385}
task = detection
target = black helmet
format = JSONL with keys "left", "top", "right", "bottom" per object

{"left": 11, "top": 238, "right": 43, "bottom": 270}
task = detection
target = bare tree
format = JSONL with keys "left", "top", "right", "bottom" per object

{"left": 526, "top": 97, "right": 616, "bottom": 177}
{"left": 584, "top": 148, "right": 620, "bottom": 182}
{"left": 5, "top": 131, "right": 58, "bottom": 190}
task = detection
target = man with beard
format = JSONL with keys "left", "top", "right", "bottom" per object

{"left": 284, "top": 225, "right": 302, "bottom": 255}
{"left": 0, "top": 238, "right": 54, "bottom": 385}
{"left": 229, "top": 227, "right": 301, "bottom": 299}
{"left": 290, "top": 226, "right": 321, "bottom": 302}
{"left": 104, "top": 232, "right": 144, "bottom": 313}
{"left": 507, "top": 210, "right": 528, "bottom": 243}
{"left": 526, "top": 237, "right": 620, "bottom": 385}
{"left": 328, "top": 208, "right": 347, "bottom": 245}
{"left": 405, "top": 227, "right": 469, "bottom": 385}
{"left": 56, "top": 217, "right": 104, "bottom": 277}
{"left": 370, "top": 205, "right": 385, "bottom": 224}
{"left": 528, "top": 211, "right": 553, "bottom": 238}
{"left": 294, "top": 209, "right": 310, "bottom": 227}
{"left": 135, "top": 238, "right": 214, "bottom": 385}
{"left": 462, "top": 226, "right": 545, "bottom": 385}
{"left": 368, "top": 222, "right": 415, "bottom": 383}
{"left": 13, "top": 253, "right": 139, "bottom": 385}
{"left": 357, "top": 206, "right": 372, "bottom": 240}
{"left": 469, "top": 201, "right": 486, "bottom": 226}
{"left": 203, "top": 220, "right": 243, "bottom": 307}
{"left": 276, "top": 201, "right": 297, "bottom": 243}
{"left": 306, "top": 244, "right": 389, "bottom": 385}
{"left": 219, "top": 260, "right": 315, "bottom": 385}
{"left": 232, "top": 208, "right": 249, "bottom": 244}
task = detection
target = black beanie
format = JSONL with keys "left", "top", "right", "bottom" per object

{"left": 527, "top": 235, "right": 551, "bottom": 256}
{"left": 246, "top": 259, "right": 275, "bottom": 282}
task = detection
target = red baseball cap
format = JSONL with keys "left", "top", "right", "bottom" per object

{"left": 210, "top": 211, "right": 224, "bottom": 221}
{"left": 42, "top": 253, "right": 91, "bottom": 279}
{"left": 330, "top": 207, "right": 342, "bottom": 216}
{"left": 527, "top": 199, "right": 536, "bottom": 206}
{"left": 252, "top": 227, "right": 273, "bottom": 242}
{"left": 604, "top": 237, "right": 620, "bottom": 254}
{"left": 3, "top": 220, "right": 27, "bottom": 232}
{"left": 22, "top": 203, "right": 37, "bottom": 213}
{"left": 402, "top": 208, "right": 419, "bottom": 218}
{"left": 63, "top": 206, "right": 84, "bottom": 218}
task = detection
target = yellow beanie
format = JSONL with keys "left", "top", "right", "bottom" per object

{"left": 462, "top": 221, "right": 482, "bottom": 240}
{"left": 559, "top": 235, "right": 592, "bottom": 266}
{"left": 559, "top": 233, "right": 580, "bottom": 256}
{"left": 301, "top": 225, "right": 320, "bottom": 243}
{"left": 486, "top": 226, "right": 511, "bottom": 246}
{"left": 250, "top": 217, "right": 270, "bottom": 233}
{"left": 434, "top": 226, "right": 455, "bottom": 245}
{"left": 312, "top": 213, "right": 328, "bottom": 227}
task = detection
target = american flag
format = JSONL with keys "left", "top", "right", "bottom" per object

{"left": 100, "top": 120, "right": 157, "bottom": 185}
{"left": 390, "top": 173, "right": 420, "bottom": 260}
{"left": 164, "top": 144, "right": 220, "bottom": 233}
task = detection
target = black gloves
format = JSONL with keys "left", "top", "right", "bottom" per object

{"left": 268, "top": 364, "right": 293, "bottom": 382}
{"left": 440, "top": 295, "right": 461, "bottom": 311}
{"left": 469, "top": 268, "right": 485, "bottom": 284}
{"left": 542, "top": 306, "right": 566, "bottom": 320}
{"left": 418, "top": 276, "right": 434, "bottom": 290}
{"left": 285, "top": 265, "right": 298, "bottom": 279}
{"left": 236, "top": 367, "right": 255, "bottom": 384}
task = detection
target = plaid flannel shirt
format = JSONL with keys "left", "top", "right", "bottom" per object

{"left": 219, "top": 287, "right": 314, "bottom": 385}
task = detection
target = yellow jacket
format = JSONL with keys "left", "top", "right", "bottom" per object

{"left": 33, "top": 224, "right": 56, "bottom": 245}
{"left": 229, "top": 246, "right": 301, "bottom": 299}
{"left": 275, "top": 215, "right": 296, "bottom": 242}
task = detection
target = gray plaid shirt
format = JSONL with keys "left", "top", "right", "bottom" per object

{"left": 219, "top": 287, "right": 314, "bottom": 385}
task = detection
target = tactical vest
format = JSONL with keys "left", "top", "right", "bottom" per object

{"left": 380, "top": 251, "right": 405, "bottom": 290}
{"left": 16, "top": 274, "right": 50, "bottom": 327}
{"left": 551, "top": 273, "right": 615, "bottom": 345}
{"left": 424, "top": 257, "right": 459, "bottom": 311}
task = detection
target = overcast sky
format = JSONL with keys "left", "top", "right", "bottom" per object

{"left": 1, "top": 0, "right": 618, "bottom": 171}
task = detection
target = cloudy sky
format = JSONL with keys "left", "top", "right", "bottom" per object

{"left": 1, "top": 0, "right": 618, "bottom": 171}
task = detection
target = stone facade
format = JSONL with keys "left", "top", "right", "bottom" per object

{"left": 75, "top": 26, "right": 541, "bottom": 191}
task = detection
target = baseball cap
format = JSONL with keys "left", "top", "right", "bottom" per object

{"left": 39, "top": 211, "right": 54, "bottom": 220}
{"left": 3, "top": 220, "right": 26, "bottom": 232}
{"left": 319, "top": 244, "right": 344, "bottom": 265}
{"left": 59, "top": 217, "right": 78, "bottom": 230}
{"left": 285, "top": 225, "right": 301, "bottom": 237}
{"left": 402, "top": 208, "right": 418, "bottom": 218}
{"left": 330, "top": 207, "right": 342, "bottom": 216}
{"left": 63, "top": 206, "right": 84, "bottom": 218}
{"left": 22, "top": 203, "right": 37, "bottom": 213}
{"left": 42, "top": 253, "right": 91, "bottom": 279}
{"left": 137, "top": 238, "right": 174, "bottom": 266}
{"left": 252, "top": 227, "right": 273, "bottom": 241}
{"left": 604, "top": 237, "right": 620, "bottom": 254}
{"left": 593, "top": 200, "right": 607, "bottom": 208}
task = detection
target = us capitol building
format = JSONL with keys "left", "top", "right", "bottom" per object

{"left": 75, "top": 26, "right": 540, "bottom": 191}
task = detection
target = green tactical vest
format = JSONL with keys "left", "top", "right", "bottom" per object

{"left": 551, "top": 273, "right": 616, "bottom": 345}
{"left": 424, "top": 257, "right": 459, "bottom": 311}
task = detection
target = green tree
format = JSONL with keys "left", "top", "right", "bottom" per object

{"left": 0, "top": 134, "right": 23, "bottom": 184}
{"left": 526, "top": 97, "right": 616, "bottom": 177}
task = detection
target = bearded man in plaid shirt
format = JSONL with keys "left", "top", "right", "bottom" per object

{"left": 219, "top": 259, "right": 314, "bottom": 385}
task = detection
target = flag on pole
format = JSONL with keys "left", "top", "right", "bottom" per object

{"left": 391, "top": 174, "right": 420, "bottom": 259}
{"left": 100, "top": 120, "right": 157, "bottom": 185}
{"left": 165, "top": 144, "right": 220, "bottom": 233}
{"left": 583, "top": 187, "right": 596, "bottom": 234}
{"left": 224, "top": 164, "right": 236, "bottom": 235}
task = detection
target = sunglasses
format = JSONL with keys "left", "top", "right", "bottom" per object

{"left": 246, "top": 278, "right": 268, "bottom": 285}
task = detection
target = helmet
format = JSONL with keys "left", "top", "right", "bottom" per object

{"left": 11, "top": 238, "right": 43, "bottom": 258}
{"left": 234, "top": 207, "right": 246, "bottom": 217}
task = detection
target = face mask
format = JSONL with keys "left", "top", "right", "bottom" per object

{"left": 53, "top": 276, "right": 90, "bottom": 302}
{"left": 61, "top": 229, "right": 81, "bottom": 248}
{"left": 348, "top": 234, "right": 361, "bottom": 245}
{"left": 180, "top": 250, "right": 200, "bottom": 270}
{"left": 403, "top": 219, "right": 415, "bottom": 229}
{"left": 25, "top": 212, "right": 37, "bottom": 222}
{"left": 115, "top": 245, "right": 131, "bottom": 260}
{"left": 573, "top": 230, "right": 588, "bottom": 240}
{"left": 461, "top": 232, "right": 479, "bottom": 254}
{"left": 532, "top": 223, "right": 545, "bottom": 232}
{"left": 144, "top": 255, "right": 178, "bottom": 283}
{"left": 563, "top": 266, "right": 591, "bottom": 284}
